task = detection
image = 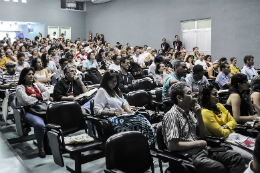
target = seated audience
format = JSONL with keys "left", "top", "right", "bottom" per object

{"left": 171, "top": 52, "right": 182, "bottom": 68}
{"left": 118, "top": 57, "right": 138, "bottom": 93}
{"left": 38, "top": 48, "right": 45, "bottom": 57}
{"left": 162, "top": 60, "right": 187, "bottom": 99}
{"left": 66, "top": 53, "right": 77, "bottom": 69}
{"left": 185, "top": 65, "right": 209, "bottom": 93}
{"left": 96, "top": 49, "right": 105, "bottom": 62}
{"left": 0, "top": 49, "right": 17, "bottom": 68}
{"left": 31, "top": 58, "right": 51, "bottom": 84}
{"left": 162, "top": 82, "right": 245, "bottom": 173}
{"left": 216, "top": 63, "right": 232, "bottom": 89}
{"left": 195, "top": 53, "right": 208, "bottom": 69}
{"left": 219, "top": 57, "right": 228, "bottom": 64}
{"left": 207, "top": 60, "right": 219, "bottom": 79}
{"left": 77, "top": 48, "right": 88, "bottom": 62}
{"left": 230, "top": 57, "right": 240, "bottom": 74}
{"left": 53, "top": 66, "right": 88, "bottom": 101}
{"left": 19, "top": 45, "right": 30, "bottom": 59}
{"left": 241, "top": 55, "right": 258, "bottom": 83}
{"left": 251, "top": 76, "right": 260, "bottom": 113}
{"left": 133, "top": 48, "right": 145, "bottom": 67}
{"left": 109, "top": 54, "right": 121, "bottom": 71}
{"left": 82, "top": 51, "right": 98, "bottom": 72}
{"left": 85, "top": 42, "right": 93, "bottom": 54}
{"left": 120, "top": 49, "right": 127, "bottom": 58}
{"left": 185, "top": 55, "right": 195, "bottom": 71}
{"left": 204, "top": 55, "right": 212, "bottom": 67}
{"left": 41, "top": 53, "right": 57, "bottom": 74}
{"left": 148, "top": 56, "right": 163, "bottom": 76}
{"left": 244, "top": 134, "right": 260, "bottom": 173}
{"left": 201, "top": 85, "right": 253, "bottom": 163}
{"left": 100, "top": 52, "right": 113, "bottom": 70}
{"left": 226, "top": 73, "right": 259, "bottom": 123}
{"left": 156, "top": 49, "right": 165, "bottom": 57}
{"left": 56, "top": 58, "right": 68, "bottom": 81}
{"left": 16, "top": 67, "right": 50, "bottom": 158}
{"left": 191, "top": 46, "right": 199, "bottom": 60}
{"left": 0, "top": 61, "right": 19, "bottom": 89}
{"left": 48, "top": 47, "right": 61, "bottom": 66}
{"left": 154, "top": 62, "right": 170, "bottom": 86}
{"left": 16, "top": 53, "right": 30, "bottom": 73}
{"left": 93, "top": 70, "right": 156, "bottom": 145}
{"left": 144, "top": 49, "right": 156, "bottom": 64}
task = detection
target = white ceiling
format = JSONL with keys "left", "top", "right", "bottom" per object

{"left": 0, "top": 21, "right": 40, "bottom": 25}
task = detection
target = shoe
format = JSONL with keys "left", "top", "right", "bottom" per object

{"left": 38, "top": 149, "right": 46, "bottom": 158}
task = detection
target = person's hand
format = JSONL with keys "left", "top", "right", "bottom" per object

{"left": 124, "top": 85, "right": 128, "bottom": 88}
{"left": 197, "top": 140, "right": 207, "bottom": 148}
{"left": 9, "top": 82, "right": 17, "bottom": 88}
{"left": 192, "top": 102, "right": 201, "bottom": 115}
{"left": 229, "top": 73, "right": 234, "bottom": 77}
{"left": 221, "top": 125, "right": 230, "bottom": 129}
{"left": 189, "top": 58, "right": 192, "bottom": 63}
{"left": 132, "top": 80, "right": 136, "bottom": 84}
{"left": 167, "top": 68, "right": 173, "bottom": 73}
{"left": 30, "top": 94, "right": 36, "bottom": 97}
{"left": 116, "top": 109, "right": 124, "bottom": 115}
{"left": 253, "top": 104, "right": 260, "bottom": 111}
{"left": 163, "top": 69, "right": 167, "bottom": 76}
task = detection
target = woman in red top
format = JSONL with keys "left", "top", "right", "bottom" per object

{"left": 16, "top": 67, "right": 50, "bottom": 158}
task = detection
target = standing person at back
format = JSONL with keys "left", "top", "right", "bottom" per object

{"left": 172, "top": 35, "right": 182, "bottom": 51}
{"left": 241, "top": 55, "right": 258, "bottom": 83}
{"left": 161, "top": 38, "right": 170, "bottom": 54}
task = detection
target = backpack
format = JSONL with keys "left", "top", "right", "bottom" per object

{"left": 85, "top": 68, "right": 102, "bottom": 84}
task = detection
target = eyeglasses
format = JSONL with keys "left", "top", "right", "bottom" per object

{"left": 6, "top": 65, "right": 16, "bottom": 68}
{"left": 67, "top": 70, "right": 76, "bottom": 74}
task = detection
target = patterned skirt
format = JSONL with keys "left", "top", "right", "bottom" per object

{"left": 108, "top": 114, "right": 156, "bottom": 145}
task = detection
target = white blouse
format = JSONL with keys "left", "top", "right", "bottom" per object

{"left": 93, "top": 88, "right": 128, "bottom": 115}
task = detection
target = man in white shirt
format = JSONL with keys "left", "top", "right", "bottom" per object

{"left": 133, "top": 48, "right": 145, "bottom": 67}
{"left": 241, "top": 55, "right": 258, "bottom": 83}
{"left": 85, "top": 42, "right": 93, "bottom": 54}
{"left": 51, "top": 32, "right": 58, "bottom": 39}
{"left": 109, "top": 54, "right": 121, "bottom": 71}
{"left": 195, "top": 53, "right": 208, "bottom": 69}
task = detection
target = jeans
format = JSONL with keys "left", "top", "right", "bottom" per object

{"left": 51, "top": 74, "right": 57, "bottom": 85}
{"left": 168, "top": 149, "right": 245, "bottom": 173}
{"left": 25, "top": 113, "right": 45, "bottom": 149}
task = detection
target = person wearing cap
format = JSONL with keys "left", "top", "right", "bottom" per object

{"left": 207, "top": 60, "right": 220, "bottom": 79}
{"left": 185, "top": 65, "right": 209, "bottom": 94}
{"left": 0, "top": 61, "right": 19, "bottom": 90}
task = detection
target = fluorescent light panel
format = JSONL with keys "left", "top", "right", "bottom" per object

{"left": 21, "top": 0, "right": 27, "bottom": 3}
{"left": 13, "top": 0, "right": 19, "bottom": 2}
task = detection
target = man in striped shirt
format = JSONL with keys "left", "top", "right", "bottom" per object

{"left": 0, "top": 61, "right": 19, "bottom": 90}
{"left": 162, "top": 82, "right": 245, "bottom": 173}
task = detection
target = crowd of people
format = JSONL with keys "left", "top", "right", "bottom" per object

{"left": 1, "top": 31, "right": 260, "bottom": 173}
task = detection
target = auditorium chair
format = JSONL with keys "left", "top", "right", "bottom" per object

{"left": 136, "top": 78, "right": 155, "bottom": 91}
{"left": 7, "top": 96, "right": 35, "bottom": 144}
{"left": 46, "top": 101, "right": 109, "bottom": 173}
{"left": 104, "top": 131, "right": 184, "bottom": 173}
{"left": 155, "top": 124, "right": 232, "bottom": 173}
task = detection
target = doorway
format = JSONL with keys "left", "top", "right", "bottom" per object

{"left": 181, "top": 19, "right": 211, "bottom": 55}
{"left": 48, "top": 26, "right": 59, "bottom": 38}
{"left": 61, "top": 27, "right": 71, "bottom": 40}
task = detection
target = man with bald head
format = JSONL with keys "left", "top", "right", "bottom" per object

{"left": 17, "top": 30, "right": 24, "bottom": 40}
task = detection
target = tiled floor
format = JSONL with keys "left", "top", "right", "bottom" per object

{"left": 0, "top": 110, "right": 169, "bottom": 173}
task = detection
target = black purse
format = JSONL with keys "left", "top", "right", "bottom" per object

{"left": 26, "top": 101, "right": 48, "bottom": 118}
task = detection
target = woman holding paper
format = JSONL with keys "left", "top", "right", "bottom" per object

{"left": 93, "top": 70, "right": 156, "bottom": 145}
{"left": 201, "top": 84, "right": 253, "bottom": 163}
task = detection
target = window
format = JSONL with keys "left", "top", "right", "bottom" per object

{"left": 61, "top": 0, "right": 85, "bottom": 11}
{"left": 181, "top": 19, "right": 211, "bottom": 55}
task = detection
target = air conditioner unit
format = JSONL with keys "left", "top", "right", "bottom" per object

{"left": 91, "top": 0, "right": 111, "bottom": 4}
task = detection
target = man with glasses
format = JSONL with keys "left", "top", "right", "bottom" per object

{"left": 118, "top": 57, "right": 138, "bottom": 93}
{"left": 162, "top": 60, "right": 187, "bottom": 99}
{"left": 53, "top": 66, "right": 88, "bottom": 101}
{"left": 216, "top": 63, "right": 232, "bottom": 89}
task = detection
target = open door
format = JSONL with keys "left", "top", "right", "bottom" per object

{"left": 48, "top": 26, "right": 59, "bottom": 38}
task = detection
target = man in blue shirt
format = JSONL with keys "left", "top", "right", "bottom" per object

{"left": 17, "top": 30, "right": 24, "bottom": 39}
{"left": 162, "top": 60, "right": 187, "bottom": 99}
{"left": 216, "top": 63, "right": 232, "bottom": 89}
{"left": 241, "top": 55, "right": 258, "bottom": 83}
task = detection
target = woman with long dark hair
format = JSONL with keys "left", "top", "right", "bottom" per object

{"left": 201, "top": 85, "right": 253, "bottom": 163}
{"left": 226, "top": 73, "right": 259, "bottom": 123}
{"left": 93, "top": 70, "right": 156, "bottom": 145}
{"left": 16, "top": 53, "right": 30, "bottom": 73}
{"left": 96, "top": 49, "right": 105, "bottom": 62}
{"left": 41, "top": 53, "right": 57, "bottom": 74}
{"left": 16, "top": 67, "right": 50, "bottom": 158}
{"left": 31, "top": 58, "right": 51, "bottom": 84}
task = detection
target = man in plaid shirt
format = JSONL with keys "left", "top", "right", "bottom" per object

{"left": 162, "top": 82, "right": 245, "bottom": 173}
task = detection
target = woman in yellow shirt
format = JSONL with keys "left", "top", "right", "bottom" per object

{"left": 201, "top": 85, "right": 252, "bottom": 162}
{"left": 230, "top": 57, "right": 240, "bottom": 74}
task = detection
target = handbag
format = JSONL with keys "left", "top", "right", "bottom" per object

{"left": 26, "top": 101, "right": 48, "bottom": 118}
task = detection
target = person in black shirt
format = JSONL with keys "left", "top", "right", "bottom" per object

{"left": 53, "top": 66, "right": 88, "bottom": 101}
{"left": 161, "top": 38, "right": 170, "bottom": 54}
{"left": 119, "top": 57, "right": 138, "bottom": 93}
{"left": 172, "top": 35, "right": 182, "bottom": 51}
{"left": 163, "top": 53, "right": 173, "bottom": 68}
{"left": 55, "top": 39, "right": 64, "bottom": 51}
{"left": 129, "top": 55, "right": 143, "bottom": 78}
